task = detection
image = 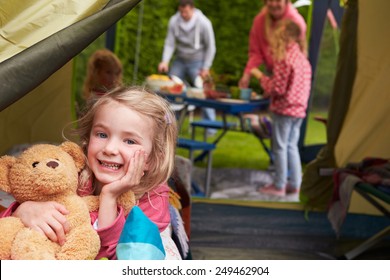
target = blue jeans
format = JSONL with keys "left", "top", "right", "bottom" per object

{"left": 170, "top": 59, "right": 216, "bottom": 134}
{"left": 271, "top": 113, "right": 303, "bottom": 190}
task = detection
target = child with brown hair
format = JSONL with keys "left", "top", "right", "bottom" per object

{"left": 250, "top": 19, "right": 312, "bottom": 197}
{"left": 82, "top": 49, "right": 123, "bottom": 100}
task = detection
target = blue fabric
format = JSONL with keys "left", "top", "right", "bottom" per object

{"left": 116, "top": 206, "right": 166, "bottom": 260}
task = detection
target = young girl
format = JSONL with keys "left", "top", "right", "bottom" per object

{"left": 250, "top": 19, "right": 312, "bottom": 197}
{"left": 82, "top": 49, "right": 123, "bottom": 100}
{"left": 2, "top": 86, "right": 182, "bottom": 259}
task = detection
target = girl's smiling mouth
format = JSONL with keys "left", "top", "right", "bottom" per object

{"left": 98, "top": 160, "right": 122, "bottom": 170}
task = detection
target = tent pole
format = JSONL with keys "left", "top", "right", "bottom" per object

{"left": 105, "top": 25, "right": 117, "bottom": 51}
{"left": 299, "top": 0, "right": 344, "bottom": 163}
{"left": 133, "top": 0, "right": 144, "bottom": 84}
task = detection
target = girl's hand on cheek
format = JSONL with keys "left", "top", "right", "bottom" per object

{"left": 102, "top": 150, "right": 146, "bottom": 198}
{"left": 123, "top": 150, "right": 146, "bottom": 187}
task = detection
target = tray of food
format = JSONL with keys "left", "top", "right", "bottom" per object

{"left": 145, "top": 74, "right": 184, "bottom": 94}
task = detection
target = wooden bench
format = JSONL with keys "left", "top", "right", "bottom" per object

{"left": 177, "top": 138, "right": 216, "bottom": 197}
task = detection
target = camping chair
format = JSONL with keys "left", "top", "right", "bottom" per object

{"left": 326, "top": 158, "right": 390, "bottom": 260}
{"left": 315, "top": 115, "right": 390, "bottom": 259}
{"left": 168, "top": 155, "right": 194, "bottom": 259}
{"left": 243, "top": 113, "right": 274, "bottom": 165}
{"left": 343, "top": 182, "right": 390, "bottom": 259}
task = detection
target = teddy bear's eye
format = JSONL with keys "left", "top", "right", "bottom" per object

{"left": 32, "top": 162, "right": 39, "bottom": 168}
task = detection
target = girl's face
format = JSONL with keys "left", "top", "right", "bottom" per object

{"left": 87, "top": 101, "right": 153, "bottom": 186}
{"left": 97, "top": 65, "right": 121, "bottom": 90}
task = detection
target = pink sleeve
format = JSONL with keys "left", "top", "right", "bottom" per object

{"left": 138, "top": 183, "right": 170, "bottom": 232}
{"left": 0, "top": 202, "right": 20, "bottom": 218}
{"left": 244, "top": 13, "right": 266, "bottom": 74}
{"left": 261, "top": 60, "right": 291, "bottom": 96}
{"left": 92, "top": 206, "right": 126, "bottom": 260}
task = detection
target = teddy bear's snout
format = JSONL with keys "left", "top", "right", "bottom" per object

{"left": 46, "top": 161, "right": 59, "bottom": 169}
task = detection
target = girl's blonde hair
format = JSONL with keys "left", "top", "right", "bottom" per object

{"left": 82, "top": 49, "right": 123, "bottom": 100}
{"left": 76, "top": 86, "right": 178, "bottom": 197}
{"left": 268, "top": 19, "right": 306, "bottom": 62}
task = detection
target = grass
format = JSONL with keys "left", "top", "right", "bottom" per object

{"left": 176, "top": 109, "right": 328, "bottom": 170}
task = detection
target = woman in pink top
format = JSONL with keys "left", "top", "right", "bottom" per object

{"left": 250, "top": 20, "right": 312, "bottom": 197}
{"left": 239, "top": 0, "right": 306, "bottom": 88}
{"left": 1, "top": 87, "right": 182, "bottom": 259}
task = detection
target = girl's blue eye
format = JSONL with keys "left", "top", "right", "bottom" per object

{"left": 125, "top": 139, "right": 136, "bottom": 145}
{"left": 97, "top": 132, "right": 107, "bottom": 138}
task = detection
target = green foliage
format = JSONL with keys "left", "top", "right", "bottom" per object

{"left": 115, "top": 0, "right": 264, "bottom": 89}
{"left": 311, "top": 20, "right": 339, "bottom": 110}
{"left": 115, "top": 0, "right": 177, "bottom": 85}
{"left": 198, "top": 0, "right": 263, "bottom": 89}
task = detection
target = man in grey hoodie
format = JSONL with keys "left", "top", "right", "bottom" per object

{"left": 158, "top": 0, "right": 217, "bottom": 135}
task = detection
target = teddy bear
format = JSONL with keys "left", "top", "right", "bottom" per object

{"left": 0, "top": 141, "right": 101, "bottom": 260}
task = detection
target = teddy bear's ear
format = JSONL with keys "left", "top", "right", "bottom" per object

{"left": 60, "top": 141, "right": 85, "bottom": 171}
{"left": 0, "top": 155, "right": 16, "bottom": 193}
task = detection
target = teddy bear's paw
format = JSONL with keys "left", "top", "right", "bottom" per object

{"left": 81, "top": 195, "right": 100, "bottom": 212}
{"left": 0, "top": 217, "right": 25, "bottom": 260}
{"left": 117, "top": 190, "right": 136, "bottom": 216}
{"left": 11, "top": 228, "right": 58, "bottom": 260}
{"left": 56, "top": 227, "right": 100, "bottom": 260}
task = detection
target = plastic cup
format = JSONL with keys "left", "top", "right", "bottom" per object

{"left": 240, "top": 88, "right": 252, "bottom": 101}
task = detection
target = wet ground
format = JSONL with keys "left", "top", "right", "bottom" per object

{"left": 192, "top": 167, "right": 299, "bottom": 202}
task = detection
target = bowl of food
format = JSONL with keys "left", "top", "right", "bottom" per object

{"left": 186, "top": 87, "right": 205, "bottom": 99}
{"left": 145, "top": 74, "right": 175, "bottom": 92}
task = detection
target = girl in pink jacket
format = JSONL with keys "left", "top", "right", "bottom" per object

{"left": 1, "top": 87, "right": 181, "bottom": 259}
{"left": 250, "top": 20, "right": 312, "bottom": 196}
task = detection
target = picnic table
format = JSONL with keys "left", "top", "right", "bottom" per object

{"left": 162, "top": 93, "right": 270, "bottom": 147}
{"left": 160, "top": 92, "right": 270, "bottom": 197}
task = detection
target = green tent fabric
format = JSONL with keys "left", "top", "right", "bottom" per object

{"left": 300, "top": 0, "right": 358, "bottom": 211}
{"left": 301, "top": 0, "right": 390, "bottom": 212}
{"left": 0, "top": 0, "right": 141, "bottom": 155}
{"left": 0, "top": 0, "right": 141, "bottom": 112}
